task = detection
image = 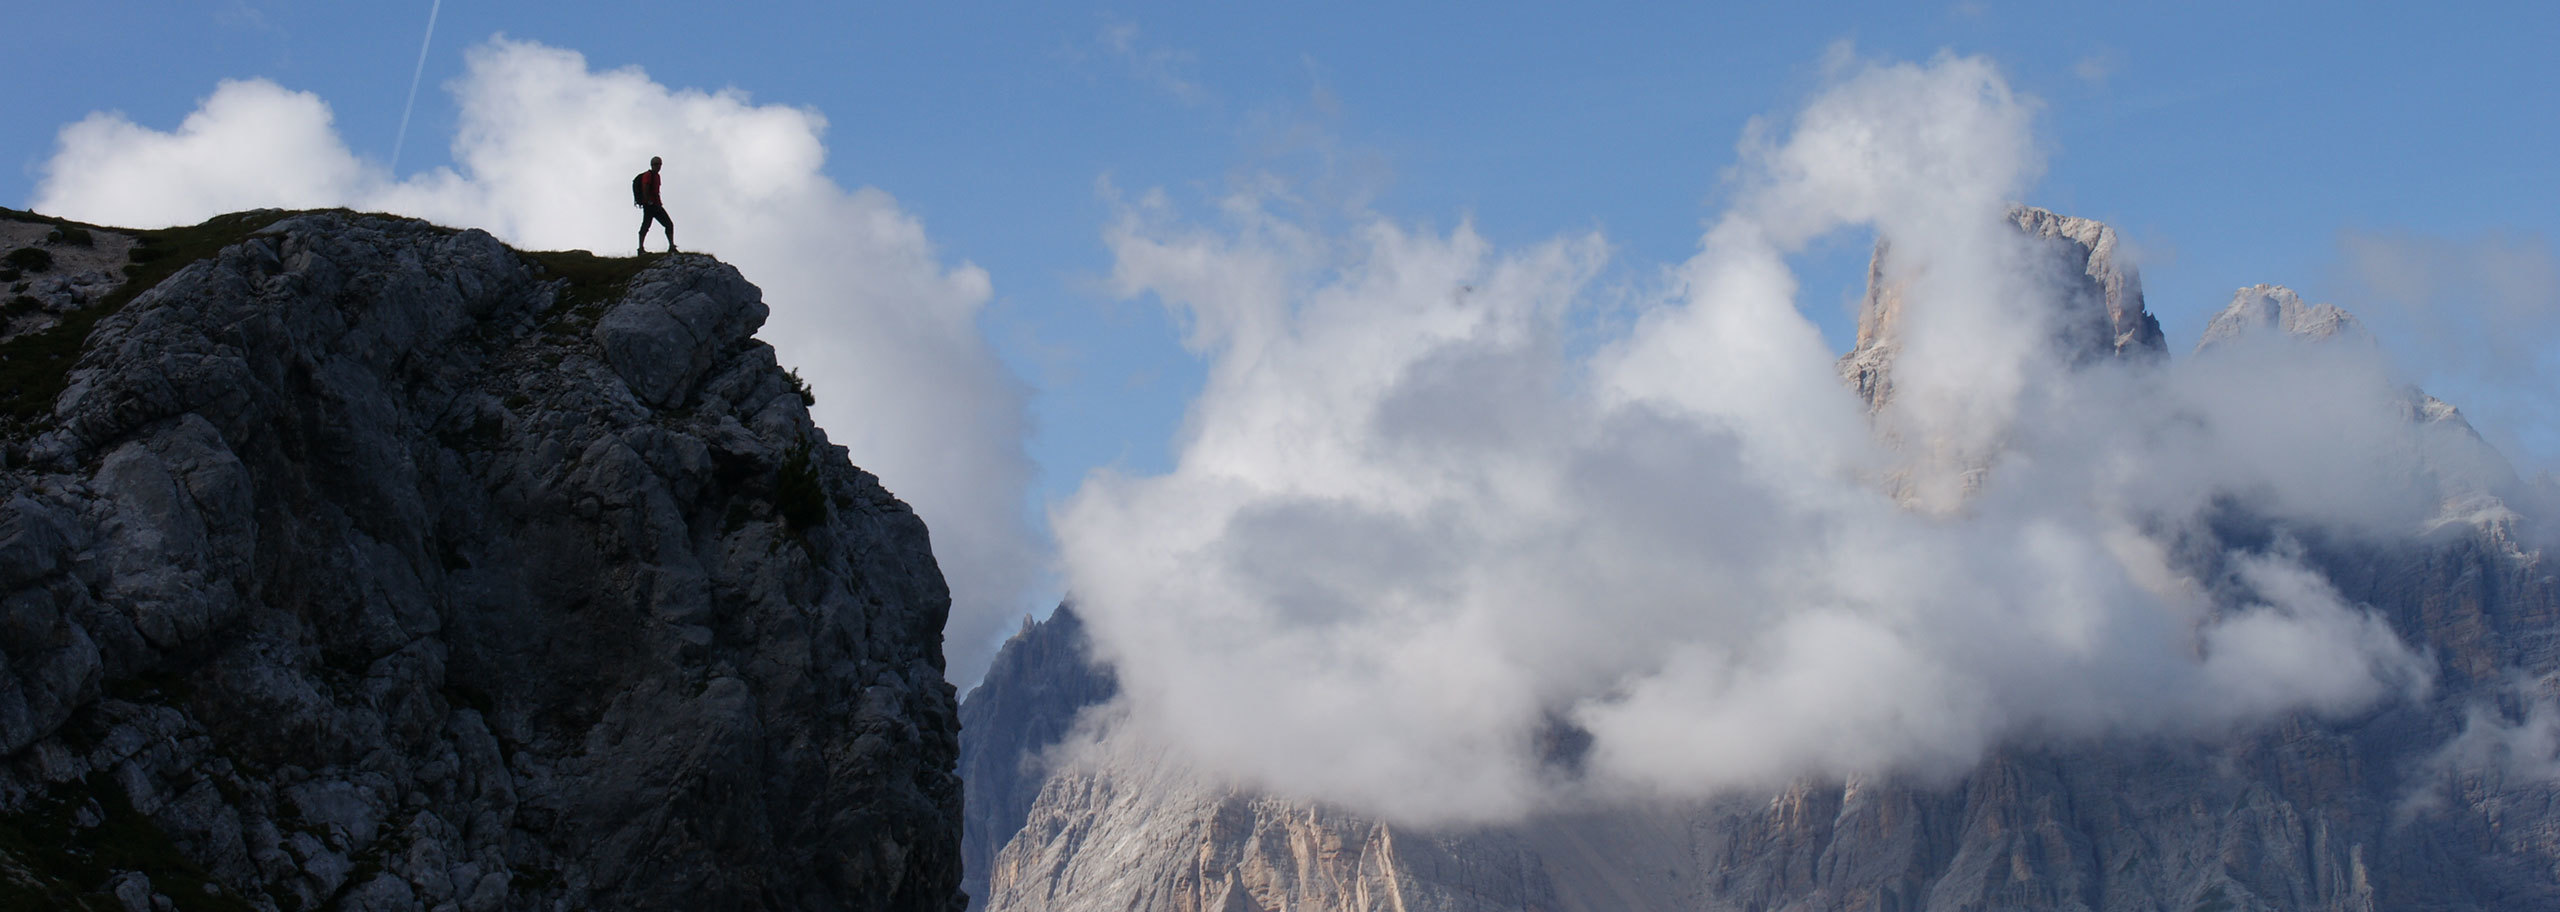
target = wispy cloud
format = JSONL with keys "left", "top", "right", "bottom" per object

{"left": 2341, "top": 229, "right": 2560, "bottom": 463}
{"left": 1096, "top": 20, "right": 1211, "bottom": 106}
{"left": 2073, "top": 48, "right": 2120, "bottom": 85}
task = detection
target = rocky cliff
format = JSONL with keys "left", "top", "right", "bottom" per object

{"left": 965, "top": 212, "right": 2560, "bottom": 911}
{"left": 1839, "top": 205, "right": 2165, "bottom": 410}
{"left": 956, "top": 606, "right": 1115, "bottom": 911}
{"left": 0, "top": 209, "right": 964, "bottom": 911}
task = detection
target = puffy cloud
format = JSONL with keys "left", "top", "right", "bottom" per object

{"left": 32, "top": 38, "right": 1039, "bottom": 684}
{"left": 38, "top": 80, "right": 371, "bottom": 224}
{"left": 1054, "top": 52, "right": 2472, "bottom": 824}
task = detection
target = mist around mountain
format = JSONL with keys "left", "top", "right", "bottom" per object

{"left": 961, "top": 53, "right": 2560, "bottom": 912}
{"left": 965, "top": 215, "right": 2560, "bottom": 909}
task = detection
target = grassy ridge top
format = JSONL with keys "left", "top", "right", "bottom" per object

{"left": 0, "top": 208, "right": 297, "bottom": 425}
{"left": 0, "top": 208, "right": 673, "bottom": 434}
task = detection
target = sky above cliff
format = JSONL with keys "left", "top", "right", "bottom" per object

{"left": 6, "top": 2, "right": 2559, "bottom": 696}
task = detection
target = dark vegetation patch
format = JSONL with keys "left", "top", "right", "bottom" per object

{"left": 0, "top": 771, "right": 257, "bottom": 912}
{"left": 524, "top": 248, "right": 653, "bottom": 336}
{"left": 776, "top": 440, "right": 829, "bottom": 532}
{"left": 0, "top": 209, "right": 292, "bottom": 427}
{"left": 786, "top": 367, "right": 816, "bottom": 406}
{"left": 3, "top": 248, "right": 50, "bottom": 273}
{"left": 46, "top": 225, "right": 93, "bottom": 248}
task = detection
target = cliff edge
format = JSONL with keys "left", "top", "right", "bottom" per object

{"left": 0, "top": 209, "right": 963, "bottom": 911}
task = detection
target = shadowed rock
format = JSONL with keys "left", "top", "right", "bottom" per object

{"left": 0, "top": 211, "right": 964, "bottom": 911}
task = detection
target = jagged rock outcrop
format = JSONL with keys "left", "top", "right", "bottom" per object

{"left": 966, "top": 213, "right": 2560, "bottom": 911}
{"left": 0, "top": 210, "right": 963, "bottom": 911}
{"left": 1840, "top": 205, "right": 2165, "bottom": 410}
{"left": 956, "top": 606, "right": 1116, "bottom": 911}
{"left": 2196, "top": 283, "right": 2520, "bottom": 511}
{"left": 2199, "top": 284, "right": 2366, "bottom": 350}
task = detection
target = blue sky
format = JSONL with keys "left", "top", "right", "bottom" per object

{"left": 9, "top": 3, "right": 2558, "bottom": 680}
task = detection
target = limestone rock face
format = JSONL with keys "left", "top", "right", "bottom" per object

{"left": 0, "top": 215, "right": 140, "bottom": 345}
{"left": 0, "top": 211, "right": 963, "bottom": 911}
{"left": 1839, "top": 205, "right": 2165, "bottom": 410}
{"left": 2005, "top": 205, "right": 2165, "bottom": 361}
{"left": 956, "top": 606, "right": 1116, "bottom": 911}
{"left": 2198, "top": 284, "right": 2366, "bottom": 351}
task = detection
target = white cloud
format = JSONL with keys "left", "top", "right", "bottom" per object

{"left": 2073, "top": 50, "right": 2120, "bottom": 85}
{"left": 2340, "top": 229, "right": 2560, "bottom": 466}
{"left": 1095, "top": 20, "right": 1210, "bottom": 107}
{"left": 39, "top": 80, "right": 370, "bottom": 224}
{"left": 32, "top": 39, "right": 1040, "bottom": 684}
{"left": 1054, "top": 52, "right": 2472, "bottom": 824}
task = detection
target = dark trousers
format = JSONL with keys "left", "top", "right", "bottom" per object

{"left": 638, "top": 204, "right": 674, "bottom": 249}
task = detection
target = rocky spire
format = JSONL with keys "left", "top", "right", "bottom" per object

{"left": 1840, "top": 205, "right": 2166, "bottom": 409}
{"left": 957, "top": 605, "right": 1117, "bottom": 911}
{"left": 2196, "top": 283, "right": 2367, "bottom": 351}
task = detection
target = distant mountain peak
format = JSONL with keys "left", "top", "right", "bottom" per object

{"left": 1840, "top": 205, "right": 2165, "bottom": 410}
{"left": 2197, "top": 283, "right": 2370, "bottom": 351}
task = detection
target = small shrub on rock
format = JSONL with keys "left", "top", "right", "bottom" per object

{"left": 776, "top": 441, "right": 829, "bottom": 532}
{"left": 3, "top": 248, "right": 50, "bottom": 273}
{"left": 786, "top": 368, "right": 816, "bottom": 406}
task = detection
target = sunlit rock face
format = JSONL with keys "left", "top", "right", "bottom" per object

{"left": 965, "top": 211, "right": 2560, "bottom": 912}
{"left": 957, "top": 605, "right": 1116, "bottom": 911}
{"left": 2200, "top": 284, "right": 2367, "bottom": 351}
{"left": 1840, "top": 205, "right": 2165, "bottom": 412}
{"left": 0, "top": 210, "right": 964, "bottom": 912}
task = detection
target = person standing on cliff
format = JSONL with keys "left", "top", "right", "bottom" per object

{"left": 635, "top": 156, "right": 674, "bottom": 255}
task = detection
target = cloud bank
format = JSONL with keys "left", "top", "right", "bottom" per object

{"left": 1054, "top": 53, "right": 2485, "bottom": 824}
{"left": 32, "top": 39, "right": 1038, "bottom": 683}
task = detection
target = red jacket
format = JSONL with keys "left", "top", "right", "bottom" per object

{"left": 638, "top": 170, "right": 663, "bottom": 207}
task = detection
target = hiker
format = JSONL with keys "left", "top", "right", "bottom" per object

{"left": 634, "top": 157, "right": 674, "bottom": 254}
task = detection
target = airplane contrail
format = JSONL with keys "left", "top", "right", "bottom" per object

{"left": 391, "top": 0, "right": 444, "bottom": 172}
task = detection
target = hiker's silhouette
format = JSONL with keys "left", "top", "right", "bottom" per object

{"left": 635, "top": 156, "right": 674, "bottom": 254}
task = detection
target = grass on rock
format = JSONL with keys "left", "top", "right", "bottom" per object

{"left": 0, "top": 208, "right": 295, "bottom": 426}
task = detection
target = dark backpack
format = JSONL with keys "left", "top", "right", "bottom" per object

{"left": 632, "top": 171, "right": 648, "bottom": 206}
